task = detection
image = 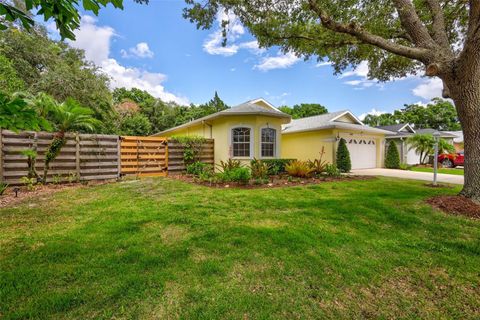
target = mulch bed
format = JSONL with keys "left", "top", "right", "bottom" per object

{"left": 427, "top": 195, "right": 480, "bottom": 220}
{"left": 170, "top": 174, "right": 374, "bottom": 189}
{"left": 0, "top": 181, "right": 111, "bottom": 208}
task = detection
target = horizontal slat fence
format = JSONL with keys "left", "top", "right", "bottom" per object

{"left": 0, "top": 130, "right": 120, "bottom": 184}
{"left": 120, "top": 136, "right": 168, "bottom": 177}
{"left": 168, "top": 139, "right": 214, "bottom": 173}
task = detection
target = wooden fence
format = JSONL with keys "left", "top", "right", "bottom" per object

{"left": 167, "top": 139, "right": 214, "bottom": 173}
{"left": 0, "top": 130, "right": 120, "bottom": 185}
{"left": 120, "top": 136, "right": 168, "bottom": 177}
{"left": 0, "top": 130, "right": 215, "bottom": 184}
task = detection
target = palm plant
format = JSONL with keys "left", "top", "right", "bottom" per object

{"left": 407, "top": 134, "right": 455, "bottom": 164}
{"left": 42, "top": 98, "right": 100, "bottom": 183}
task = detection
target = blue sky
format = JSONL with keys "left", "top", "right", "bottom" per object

{"left": 48, "top": 0, "right": 443, "bottom": 118}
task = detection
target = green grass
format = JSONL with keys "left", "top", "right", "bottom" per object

{"left": 0, "top": 177, "right": 479, "bottom": 319}
{"left": 410, "top": 166, "right": 464, "bottom": 175}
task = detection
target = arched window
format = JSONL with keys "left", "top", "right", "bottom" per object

{"left": 261, "top": 128, "right": 276, "bottom": 157}
{"left": 232, "top": 127, "right": 251, "bottom": 157}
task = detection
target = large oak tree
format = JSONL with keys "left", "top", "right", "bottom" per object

{"left": 184, "top": 0, "right": 480, "bottom": 202}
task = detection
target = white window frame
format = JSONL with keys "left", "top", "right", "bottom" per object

{"left": 260, "top": 127, "right": 277, "bottom": 158}
{"left": 230, "top": 125, "right": 254, "bottom": 159}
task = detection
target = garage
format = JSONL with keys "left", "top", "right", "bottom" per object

{"left": 345, "top": 137, "right": 377, "bottom": 169}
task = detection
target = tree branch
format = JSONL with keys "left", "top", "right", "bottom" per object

{"left": 307, "top": 0, "right": 431, "bottom": 62}
{"left": 424, "top": 0, "right": 450, "bottom": 49}
{"left": 392, "top": 0, "right": 436, "bottom": 48}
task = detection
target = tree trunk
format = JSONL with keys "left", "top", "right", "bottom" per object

{"left": 446, "top": 64, "right": 480, "bottom": 203}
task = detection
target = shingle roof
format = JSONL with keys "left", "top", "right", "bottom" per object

{"left": 416, "top": 129, "right": 458, "bottom": 138}
{"left": 282, "top": 110, "right": 391, "bottom": 134}
{"left": 376, "top": 124, "right": 411, "bottom": 132}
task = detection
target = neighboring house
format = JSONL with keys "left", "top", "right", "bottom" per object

{"left": 154, "top": 98, "right": 389, "bottom": 169}
{"left": 377, "top": 124, "right": 457, "bottom": 165}
{"left": 281, "top": 111, "right": 389, "bottom": 169}
{"left": 444, "top": 131, "right": 464, "bottom": 152}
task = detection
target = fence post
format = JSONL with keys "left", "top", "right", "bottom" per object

{"left": 0, "top": 129, "right": 3, "bottom": 183}
{"left": 75, "top": 133, "right": 81, "bottom": 181}
{"left": 165, "top": 139, "right": 169, "bottom": 175}
{"left": 117, "top": 136, "right": 121, "bottom": 179}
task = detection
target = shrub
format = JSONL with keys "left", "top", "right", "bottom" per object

{"left": 21, "top": 177, "right": 37, "bottom": 191}
{"left": 285, "top": 160, "right": 312, "bottom": 178}
{"left": 221, "top": 167, "right": 251, "bottom": 184}
{"left": 186, "top": 161, "right": 211, "bottom": 176}
{"left": 385, "top": 141, "right": 400, "bottom": 169}
{"left": 336, "top": 138, "right": 351, "bottom": 173}
{"left": 217, "top": 159, "right": 242, "bottom": 172}
{"left": 250, "top": 158, "right": 269, "bottom": 179}
{"left": 399, "top": 163, "right": 411, "bottom": 170}
{"left": 308, "top": 146, "right": 328, "bottom": 175}
{"left": 171, "top": 135, "right": 207, "bottom": 165}
{"left": 0, "top": 182, "right": 8, "bottom": 196}
{"left": 325, "top": 164, "right": 341, "bottom": 177}
{"left": 262, "top": 159, "right": 295, "bottom": 175}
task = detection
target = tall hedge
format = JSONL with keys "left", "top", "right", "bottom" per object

{"left": 385, "top": 140, "right": 400, "bottom": 169}
{"left": 336, "top": 138, "right": 351, "bottom": 173}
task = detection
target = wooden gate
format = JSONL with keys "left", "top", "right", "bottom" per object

{"left": 120, "top": 136, "right": 168, "bottom": 177}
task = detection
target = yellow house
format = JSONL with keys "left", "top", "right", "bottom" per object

{"left": 282, "top": 110, "right": 390, "bottom": 169}
{"left": 154, "top": 98, "right": 390, "bottom": 169}
{"left": 153, "top": 98, "right": 291, "bottom": 165}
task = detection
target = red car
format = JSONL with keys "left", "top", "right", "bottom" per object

{"left": 438, "top": 151, "right": 464, "bottom": 168}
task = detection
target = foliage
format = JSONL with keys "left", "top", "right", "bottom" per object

{"left": 0, "top": 54, "right": 25, "bottom": 94}
{"left": 249, "top": 158, "right": 270, "bottom": 179}
{"left": 66, "top": 172, "right": 79, "bottom": 183}
{"left": 20, "top": 176, "right": 37, "bottom": 191}
{"left": 324, "top": 164, "right": 341, "bottom": 177}
{"left": 399, "top": 163, "right": 411, "bottom": 171}
{"left": 261, "top": 159, "right": 294, "bottom": 175}
{"left": 120, "top": 113, "right": 152, "bottom": 136}
{"left": 0, "top": 28, "right": 116, "bottom": 133}
{"left": 21, "top": 149, "right": 39, "bottom": 180}
{"left": 307, "top": 147, "right": 328, "bottom": 174}
{"left": 217, "top": 159, "right": 242, "bottom": 172}
{"left": 385, "top": 141, "right": 400, "bottom": 169}
{"left": 0, "top": 91, "right": 51, "bottom": 132}
{"left": 171, "top": 135, "right": 207, "bottom": 165}
{"left": 285, "top": 160, "right": 312, "bottom": 178}
{"left": 52, "top": 175, "right": 62, "bottom": 185}
{"left": 278, "top": 103, "right": 328, "bottom": 119}
{"left": 336, "top": 139, "right": 351, "bottom": 173}
{"left": 220, "top": 167, "right": 251, "bottom": 184}
{"left": 407, "top": 134, "right": 455, "bottom": 164}
{"left": 0, "top": 182, "right": 8, "bottom": 196}
{"left": 0, "top": 0, "right": 148, "bottom": 40}
{"left": 186, "top": 161, "right": 212, "bottom": 176}
{"left": 363, "top": 99, "right": 461, "bottom": 131}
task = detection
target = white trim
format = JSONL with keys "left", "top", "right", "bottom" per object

{"left": 250, "top": 98, "right": 281, "bottom": 112}
{"left": 259, "top": 126, "right": 280, "bottom": 159}
{"left": 229, "top": 124, "right": 255, "bottom": 159}
{"left": 329, "top": 111, "right": 364, "bottom": 125}
{"left": 398, "top": 123, "right": 416, "bottom": 133}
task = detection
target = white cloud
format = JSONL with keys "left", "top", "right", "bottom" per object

{"left": 68, "top": 15, "right": 188, "bottom": 105}
{"left": 315, "top": 61, "right": 332, "bottom": 67}
{"left": 359, "top": 108, "right": 388, "bottom": 121}
{"left": 412, "top": 78, "right": 443, "bottom": 100}
{"left": 121, "top": 42, "right": 154, "bottom": 59}
{"left": 254, "top": 51, "right": 300, "bottom": 71}
{"left": 203, "top": 11, "right": 264, "bottom": 56}
{"left": 340, "top": 61, "right": 369, "bottom": 78}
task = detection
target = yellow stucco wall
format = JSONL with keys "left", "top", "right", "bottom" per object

{"left": 163, "top": 115, "right": 287, "bottom": 166}
{"left": 281, "top": 130, "right": 336, "bottom": 163}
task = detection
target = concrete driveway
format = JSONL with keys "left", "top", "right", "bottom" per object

{"left": 351, "top": 168, "right": 464, "bottom": 185}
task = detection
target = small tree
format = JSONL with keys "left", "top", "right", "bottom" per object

{"left": 385, "top": 141, "right": 400, "bottom": 169}
{"left": 336, "top": 138, "right": 351, "bottom": 173}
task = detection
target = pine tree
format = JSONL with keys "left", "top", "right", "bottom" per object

{"left": 336, "top": 138, "right": 351, "bottom": 173}
{"left": 208, "top": 91, "right": 228, "bottom": 112}
{"left": 385, "top": 141, "right": 400, "bottom": 169}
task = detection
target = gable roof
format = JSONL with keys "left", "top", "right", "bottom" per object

{"left": 282, "top": 110, "right": 390, "bottom": 135}
{"left": 415, "top": 128, "right": 458, "bottom": 138}
{"left": 153, "top": 98, "right": 290, "bottom": 136}
{"left": 377, "top": 123, "right": 415, "bottom": 133}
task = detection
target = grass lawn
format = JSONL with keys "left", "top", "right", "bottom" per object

{"left": 410, "top": 166, "right": 465, "bottom": 176}
{"left": 1, "top": 177, "right": 479, "bottom": 319}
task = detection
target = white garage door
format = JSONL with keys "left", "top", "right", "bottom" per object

{"left": 345, "top": 138, "right": 377, "bottom": 169}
